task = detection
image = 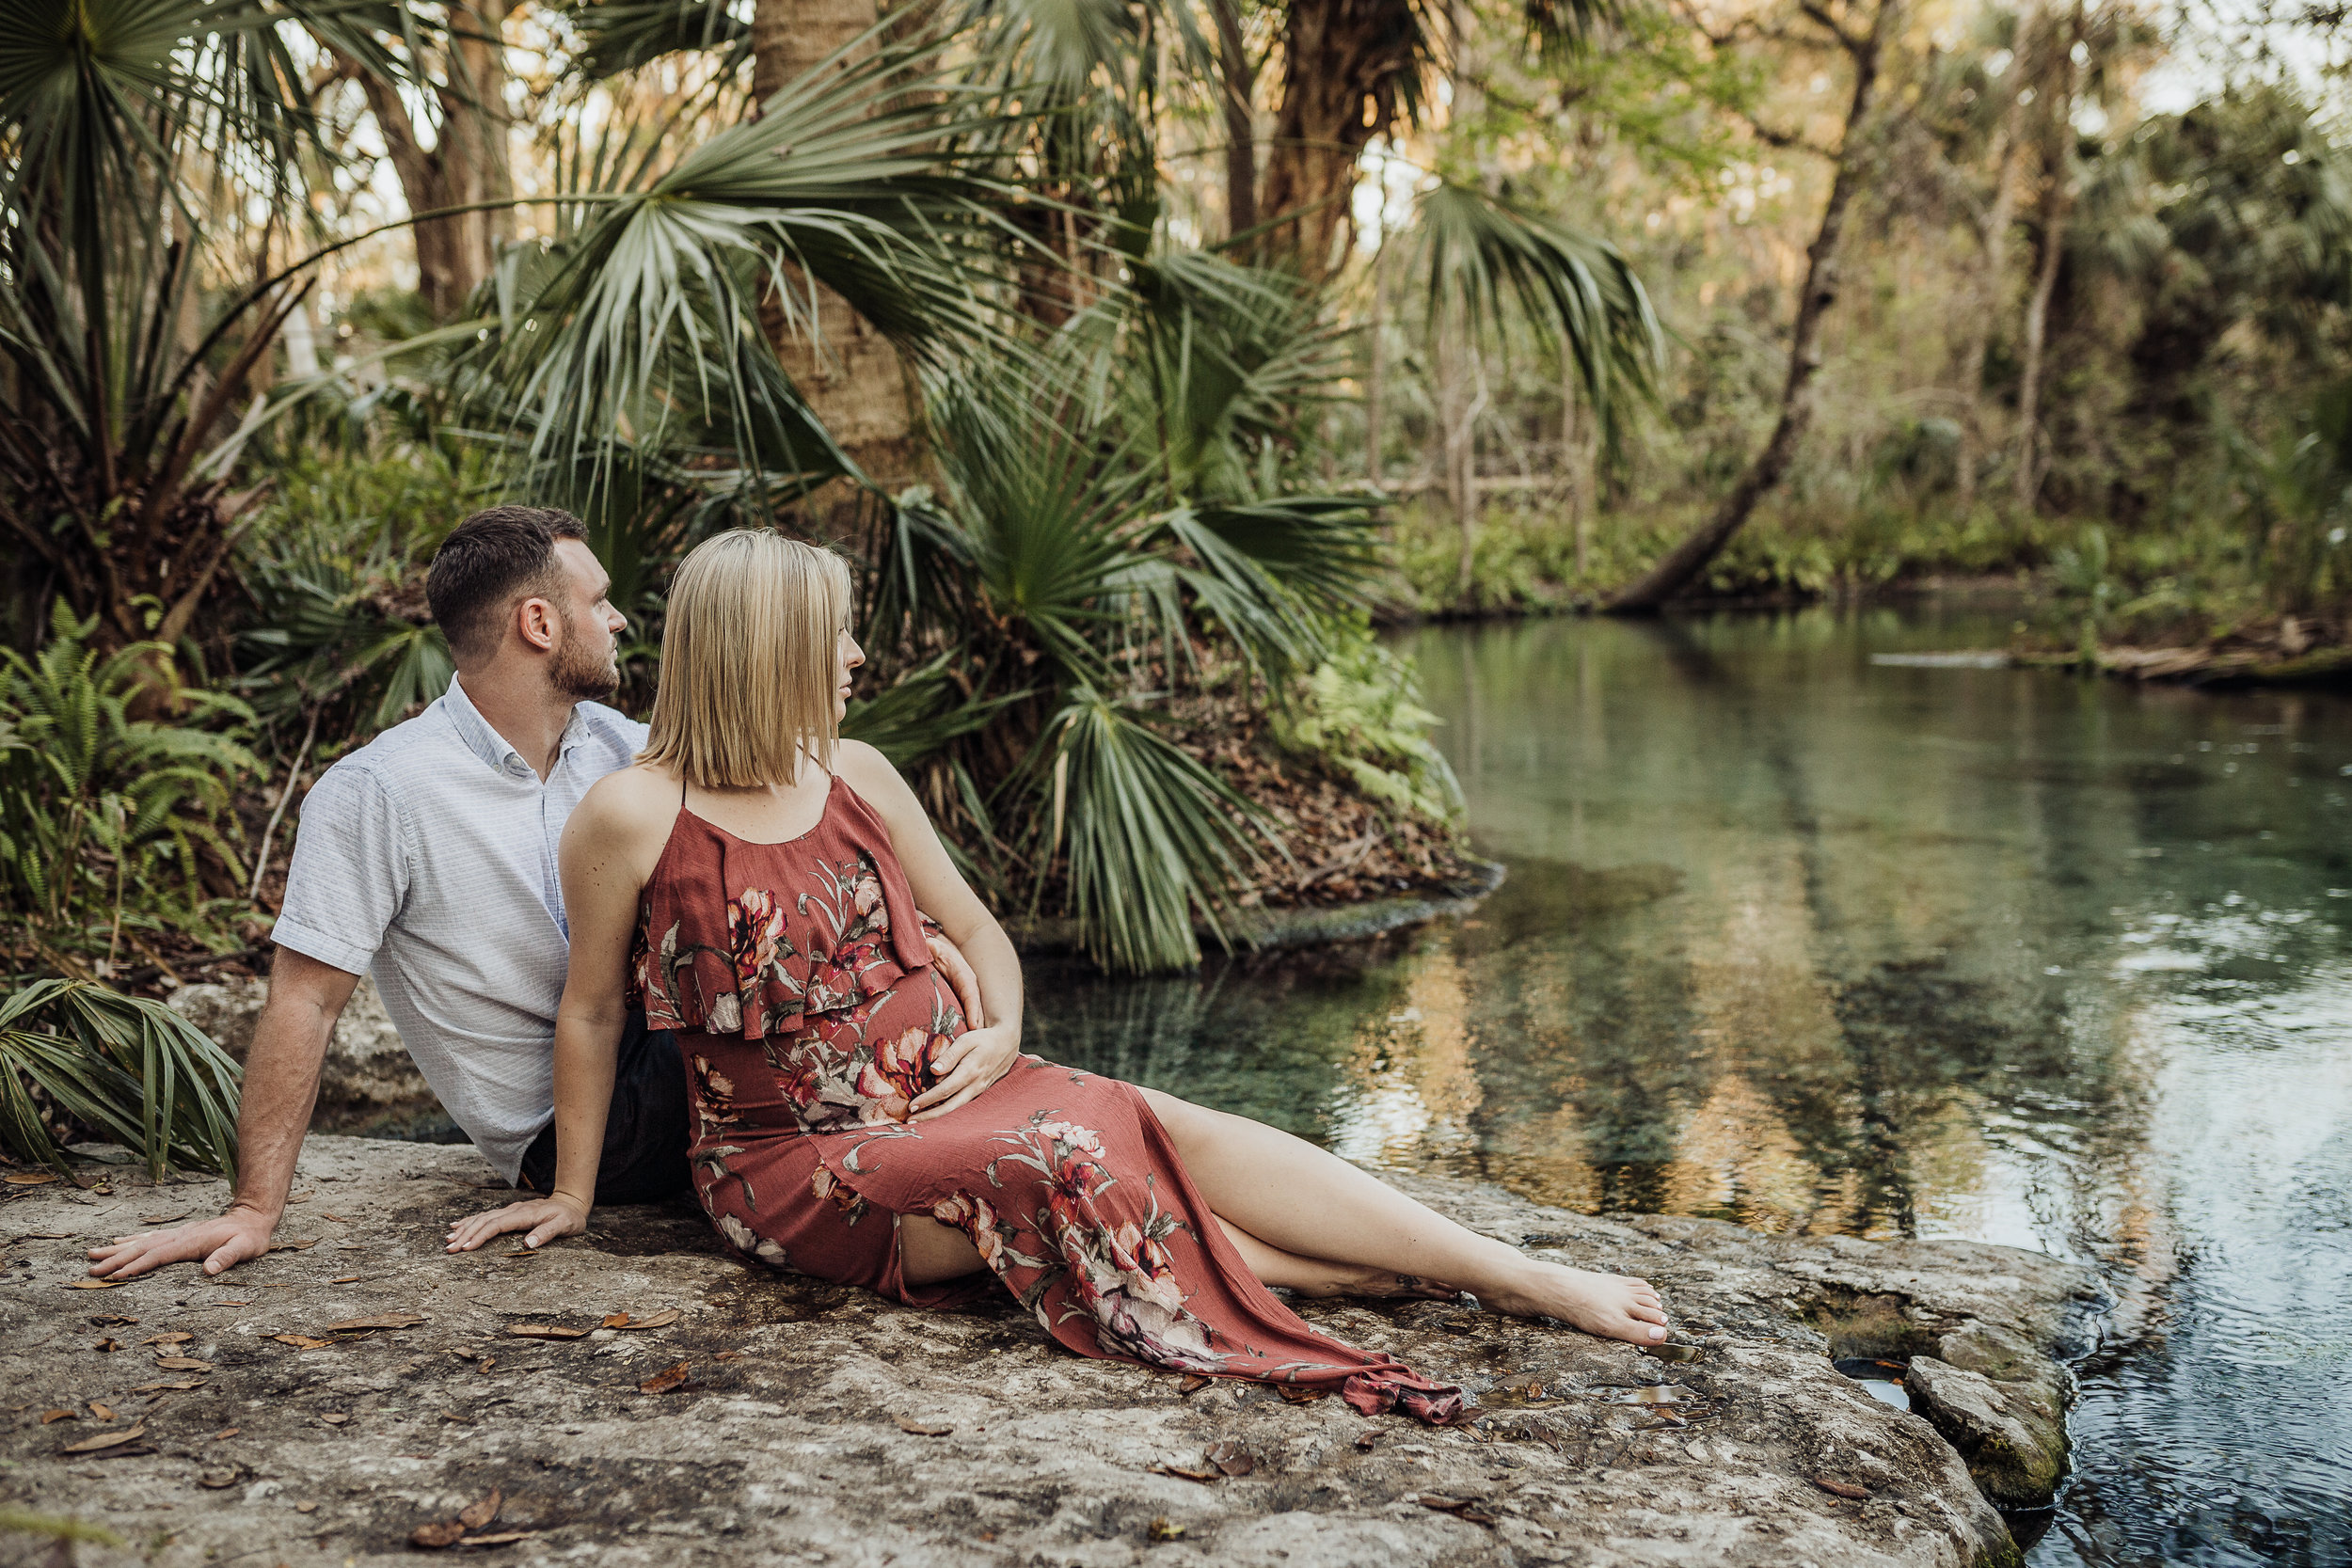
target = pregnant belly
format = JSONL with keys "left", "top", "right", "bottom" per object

{"left": 680, "top": 968, "right": 966, "bottom": 1140}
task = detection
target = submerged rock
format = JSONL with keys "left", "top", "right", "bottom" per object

{"left": 5, "top": 1138, "right": 2100, "bottom": 1566}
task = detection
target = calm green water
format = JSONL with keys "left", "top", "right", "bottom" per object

{"left": 1026, "top": 606, "right": 2352, "bottom": 1568}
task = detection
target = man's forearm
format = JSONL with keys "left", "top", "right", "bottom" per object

{"left": 226, "top": 998, "right": 336, "bottom": 1221}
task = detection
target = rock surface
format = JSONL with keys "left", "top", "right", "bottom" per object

{"left": 4, "top": 1137, "right": 2100, "bottom": 1567}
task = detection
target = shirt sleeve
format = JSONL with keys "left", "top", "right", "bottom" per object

{"left": 271, "top": 763, "right": 409, "bottom": 976}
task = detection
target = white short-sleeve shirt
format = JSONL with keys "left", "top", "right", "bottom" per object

{"left": 272, "top": 675, "right": 648, "bottom": 1180}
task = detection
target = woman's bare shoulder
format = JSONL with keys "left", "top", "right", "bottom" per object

{"left": 570, "top": 762, "right": 683, "bottom": 847}
{"left": 834, "top": 739, "right": 911, "bottom": 801}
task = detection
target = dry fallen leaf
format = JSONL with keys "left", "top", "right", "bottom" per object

{"left": 142, "top": 1332, "right": 192, "bottom": 1346}
{"left": 1415, "top": 1495, "right": 1475, "bottom": 1512}
{"left": 411, "top": 1521, "right": 468, "bottom": 1549}
{"left": 325, "top": 1313, "right": 426, "bottom": 1331}
{"left": 456, "top": 1530, "right": 533, "bottom": 1547}
{"left": 1153, "top": 1461, "right": 1220, "bottom": 1482}
{"left": 1353, "top": 1431, "right": 1382, "bottom": 1452}
{"left": 129, "top": 1380, "right": 203, "bottom": 1393}
{"left": 294, "top": 1502, "right": 318, "bottom": 1514}
{"left": 152, "top": 1355, "right": 214, "bottom": 1371}
{"left": 92, "top": 1338, "right": 120, "bottom": 1352}
{"left": 1274, "top": 1383, "right": 1327, "bottom": 1404}
{"left": 60, "top": 1422, "right": 146, "bottom": 1453}
{"left": 322, "top": 1212, "right": 348, "bottom": 1223}
{"left": 896, "top": 1418, "right": 953, "bottom": 1436}
{"left": 1812, "top": 1476, "right": 1870, "bottom": 1501}
{"left": 39, "top": 1409, "right": 74, "bottom": 1424}
{"left": 65, "top": 1279, "right": 119, "bottom": 1291}
{"left": 14, "top": 1229, "right": 75, "bottom": 1239}
{"left": 3, "top": 1172, "right": 58, "bottom": 1186}
{"left": 638, "top": 1361, "right": 691, "bottom": 1395}
{"left": 87, "top": 1402, "right": 117, "bottom": 1422}
{"left": 138, "top": 1213, "right": 188, "bottom": 1226}
{"left": 1176, "top": 1374, "right": 1211, "bottom": 1395}
{"left": 457, "top": 1488, "right": 501, "bottom": 1529}
{"left": 441, "top": 1410, "right": 474, "bottom": 1425}
{"left": 505, "top": 1323, "right": 588, "bottom": 1340}
{"left": 612, "top": 1308, "right": 680, "bottom": 1331}
{"left": 319, "top": 1413, "right": 349, "bottom": 1425}
{"left": 329, "top": 1275, "right": 363, "bottom": 1284}
{"left": 211, "top": 1428, "right": 240, "bottom": 1440}
{"left": 500, "top": 1249, "right": 540, "bottom": 1259}
{"left": 272, "top": 1334, "right": 337, "bottom": 1350}
{"left": 601, "top": 1312, "right": 631, "bottom": 1329}
{"left": 270, "top": 1238, "right": 321, "bottom": 1252}
{"left": 1205, "top": 1440, "right": 1255, "bottom": 1478}
{"left": 197, "top": 1468, "right": 239, "bottom": 1489}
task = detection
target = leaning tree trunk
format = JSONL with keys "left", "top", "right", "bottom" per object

{"left": 1606, "top": 0, "right": 1904, "bottom": 613}
{"left": 2011, "top": 1, "right": 2082, "bottom": 515}
{"left": 752, "top": 0, "right": 920, "bottom": 514}
{"left": 1259, "top": 0, "right": 1415, "bottom": 285}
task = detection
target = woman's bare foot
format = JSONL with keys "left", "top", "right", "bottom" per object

{"left": 1480, "top": 1259, "right": 1670, "bottom": 1344}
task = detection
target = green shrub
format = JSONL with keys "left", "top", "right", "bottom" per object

{"left": 1273, "top": 615, "right": 1465, "bottom": 826}
{"left": 0, "top": 608, "right": 257, "bottom": 960}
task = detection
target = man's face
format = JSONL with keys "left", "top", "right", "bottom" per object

{"left": 548, "top": 538, "right": 625, "bottom": 701}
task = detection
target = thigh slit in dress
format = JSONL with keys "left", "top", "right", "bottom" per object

{"left": 628, "top": 775, "right": 1462, "bottom": 1423}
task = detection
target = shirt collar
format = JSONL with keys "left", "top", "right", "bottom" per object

{"left": 443, "top": 673, "right": 590, "bottom": 779}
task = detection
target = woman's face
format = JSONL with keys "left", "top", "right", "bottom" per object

{"left": 834, "top": 625, "right": 865, "bottom": 721}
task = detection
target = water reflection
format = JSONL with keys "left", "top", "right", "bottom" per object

{"left": 1024, "top": 605, "right": 2352, "bottom": 1567}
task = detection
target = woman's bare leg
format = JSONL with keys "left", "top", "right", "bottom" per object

{"left": 1216, "top": 1217, "right": 1458, "bottom": 1300}
{"left": 1137, "top": 1086, "right": 1670, "bottom": 1344}
{"left": 897, "top": 1210, "right": 1448, "bottom": 1298}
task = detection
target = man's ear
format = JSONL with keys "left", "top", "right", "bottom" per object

{"left": 516, "top": 592, "right": 561, "bottom": 655}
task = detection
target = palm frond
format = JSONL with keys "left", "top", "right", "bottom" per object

{"left": 0, "top": 978, "right": 241, "bottom": 1179}
{"left": 1413, "top": 178, "right": 1664, "bottom": 426}
{"left": 1043, "top": 689, "right": 1269, "bottom": 973}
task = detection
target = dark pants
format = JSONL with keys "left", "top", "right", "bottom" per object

{"left": 517, "top": 1011, "right": 692, "bottom": 1205}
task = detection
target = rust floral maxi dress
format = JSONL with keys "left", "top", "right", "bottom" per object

{"left": 628, "top": 775, "right": 1463, "bottom": 1422}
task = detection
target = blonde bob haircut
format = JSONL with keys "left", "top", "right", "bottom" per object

{"left": 639, "top": 530, "right": 854, "bottom": 788}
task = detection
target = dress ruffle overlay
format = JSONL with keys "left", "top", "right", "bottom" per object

{"left": 627, "top": 775, "right": 1464, "bottom": 1422}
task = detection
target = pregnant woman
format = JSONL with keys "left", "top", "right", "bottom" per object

{"left": 447, "top": 530, "right": 1668, "bottom": 1419}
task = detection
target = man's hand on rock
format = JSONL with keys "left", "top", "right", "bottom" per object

{"left": 446, "top": 1194, "right": 588, "bottom": 1254}
{"left": 86, "top": 1203, "right": 277, "bottom": 1280}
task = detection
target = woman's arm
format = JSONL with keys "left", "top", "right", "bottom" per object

{"left": 445, "top": 768, "right": 671, "bottom": 1250}
{"left": 836, "top": 742, "right": 1025, "bottom": 1121}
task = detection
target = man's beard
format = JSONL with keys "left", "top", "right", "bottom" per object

{"left": 550, "top": 608, "right": 621, "bottom": 701}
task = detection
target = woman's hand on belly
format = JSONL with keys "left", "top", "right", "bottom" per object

{"left": 910, "top": 1023, "right": 1021, "bottom": 1121}
{"left": 445, "top": 1194, "right": 589, "bottom": 1254}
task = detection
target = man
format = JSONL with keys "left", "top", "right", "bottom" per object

{"left": 87, "top": 507, "right": 977, "bottom": 1280}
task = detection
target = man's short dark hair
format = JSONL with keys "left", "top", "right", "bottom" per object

{"left": 426, "top": 506, "right": 589, "bottom": 663}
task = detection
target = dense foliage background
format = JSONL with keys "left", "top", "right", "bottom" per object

{"left": 4, "top": 0, "right": 2348, "bottom": 1053}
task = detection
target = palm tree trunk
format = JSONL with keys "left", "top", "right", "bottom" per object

{"left": 1365, "top": 239, "right": 1386, "bottom": 486}
{"left": 1212, "top": 0, "right": 1259, "bottom": 244}
{"left": 355, "top": 2, "right": 513, "bottom": 319}
{"left": 1260, "top": 0, "right": 1417, "bottom": 284}
{"left": 2012, "top": 3, "right": 2082, "bottom": 515}
{"left": 1606, "top": 0, "right": 1903, "bottom": 613}
{"left": 752, "top": 0, "right": 919, "bottom": 506}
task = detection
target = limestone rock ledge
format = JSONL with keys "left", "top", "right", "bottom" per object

{"left": 4, "top": 1138, "right": 2102, "bottom": 1568}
